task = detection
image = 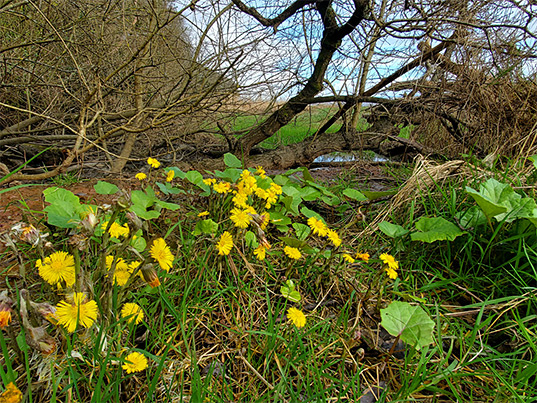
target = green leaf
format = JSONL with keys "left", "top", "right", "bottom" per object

{"left": 223, "top": 153, "right": 242, "bottom": 168}
{"left": 131, "top": 190, "right": 156, "bottom": 209}
{"left": 213, "top": 168, "right": 242, "bottom": 183}
{"left": 378, "top": 221, "right": 409, "bottom": 238}
{"left": 156, "top": 181, "right": 185, "bottom": 195}
{"left": 528, "top": 155, "right": 537, "bottom": 170}
{"left": 411, "top": 217, "right": 465, "bottom": 243}
{"left": 292, "top": 223, "right": 311, "bottom": 240}
{"left": 455, "top": 206, "right": 487, "bottom": 229}
{"left": 299, "top": 167, "right": 315, "bottom": 183}
{"left": 300, "top": 187, "right": 322, "bottom": 201}
{"left": 130, "top": 231, "right": 147, "bottom": 253}
{"left": 279, "top": 236, "right": 308, "bottom": 249}
{"left": 94, "top": 181, "right": 119, "bottom": 195}
{"left": 280, "top": 280, "right": 301, "bottom": 302}
{"left": 192, "top": 219, "right": 219, "bottom": 236}
{"left": 361, "top": 190, "right": 397, "bottom": 200}
{"left": 465, "top": 179, "right": 512, "bottom": 220}
{"left": 43, "top": 187, "right": 83, "bottom": 228}
{"left": 300, "top": 207, "right": 323, "bottom": 221}
{"left": 185, "top": 170, "right": 205, "bottom": 188}
{"left": 380, "top": 301, "right": 435, "bottom": 350}
{"left": 342, "top": 188, "right": 367, "bottom": 201}
{"left": 244, "top": 231, "right": 257, "bottom": 248}
{"left": 156, "top": 200, "right": 181, "bottom": 211}
{"left": 281, "top": 195, "right": 301, "bottom": 216}
{"left": 130, "top": 205, "right": 160, "bottom": 220}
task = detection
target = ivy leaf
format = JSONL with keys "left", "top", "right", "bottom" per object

{"left": 380, "top": 301, "right": 435, "bottom": 350}
{"left": 410, "top": 217, "right": 465, "bottom": 243}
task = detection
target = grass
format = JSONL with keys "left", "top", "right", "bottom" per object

{"left": 232, "top": 105, "right": 370, "bottom": 150}
{"left": 1, "top": 158, "right": 537, "bottom": 402}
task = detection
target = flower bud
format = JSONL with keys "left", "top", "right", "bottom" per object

{"left": 140, "top": 264, "right": 160, "bottom": 287}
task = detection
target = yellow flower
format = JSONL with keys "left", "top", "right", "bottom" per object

{"left": 213, "top": 181, "right": 231, "bottom": 194}
{"left": 380, "top": 253, "right": 399, "bottom": 279}
{"left": 216, "top": 231, "right": 233, "bottom": 255}
{"left": 287, "top": 307, "right": 306, "bottom": 328}
{"left": 270, "top": 183, "right": 282, "bottom": 195}
{"left": 356, "top": 252, "right": 370, "bottom": 262}
{"left": 385, "top": 266, "right": 398, "bottom": 279}
{"left": 255, "top": 166, "right": 267, "bottom": 178}
{"left": 342, "top": 253, "right": 355, "bottom": 263}
{"left": 166, "top": 170, "right": 175, "bottom": 182}
{"left": 284, "top": 246, "right": 301, "bottom": 260}
{"left": 135, "top": 172, "right": 147, "bottom": 181}
{"left": 230, "top": 208, "right": 251, "bottom": 229}
{"left": 56, "top": 293, "right": 98, "bottom": 333}
{"left": 253, "top": 245, "right": 266, "bottom": 260}
{"left": 203, "top": 178, "right": 216, "bottom": 186}
{"left": 380, "top": 253, "right": 399, "bottom": 270}
{"left": 327, "top": 229, "right": 341, "bottom": 248}
{"left": 37, "top": 251, "right": 76, "bottom": 287}
{"left": 102, "top": 221, "right": 130, "bottom": 238}
{"left": 150, "top": 238, "right": 174, "bottom": 271}
{"left": 147, "top": 157, "right": 160, "bottom": 168}
{"left": 0, "top": 382, "right": 22, "bottom": 403}
{"left": 307, "top": 217, "right": 328, "bottom": 236}
{"left": 122, "top": 351, "right": 148, "bottom": 373}
{"left": 105, "top": 255, "right": 132, "bottom": 286}
{"left": 121, "top": 303, "right": 144, "bottom": 325}
{"left": 232, "top": 191, "right": 249, "bottom": 208}
{"left": 198, "top": 211, "right": 209, "bottom": 217}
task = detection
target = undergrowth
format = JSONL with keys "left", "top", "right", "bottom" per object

{"left": 0, "top": 154, "right": 536, "bottom": 402}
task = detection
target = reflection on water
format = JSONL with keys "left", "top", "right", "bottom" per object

{"left": 313, "top": 152, "right": 386, "bottom": 163}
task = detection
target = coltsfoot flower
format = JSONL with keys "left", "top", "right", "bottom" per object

{"left": 150, "top": 238, "right": 174, "bottom": 271}
{"left": 287, "top": 307, "right": 306, "bottom": 328}
{"left": 56, "top": 293, "right": 98, "bottom": 333}
{"left": 36, "top": 251, "right": 76, "bottom": 287}
{"left": 122, "top": 351, "right": 148, "bottom": 373}
{"left": 284, "top": 246, "right": 301, "bottom": 260}
{"left": 121, "top": 303, "right": 144, "bottom": 325}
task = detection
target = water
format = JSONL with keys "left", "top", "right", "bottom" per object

{"left": 313, "top": 152, "right": 386, "bottom": 163}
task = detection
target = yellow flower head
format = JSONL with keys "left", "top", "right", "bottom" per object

{"left": 255, "top": 166, "right": 267, "bottom": 178}
{"left": 385, "top": 266, "right": 398, "bottom": 279}
{"left": 198, "top": 211, "right": 209, "bottom": 217}
{"left": 230, "top": 208, "right": 251, "bottom": 229}
{"left": 327, "top": 229, "right": 341, "bottom": 248}
{"left": 121, "top": 303, "right": 144, "bottom": 325}
{"left": 166, "top": 170, "right": 175, "bottom": 182}
{"left": 342, "top": 253, "right": 355, "bottom": 263}
{"left": 356, "top": 252, "right": 370, "bottom": 262}
{"left": 203, "top": 178, "right": 216, "bottom": 186}
{"left": 135, "top": 172, "right": 147, "bottom": 181}
{"left": 284, "top": 246, "right": 302, "bottom": 260}
{"left": 37, "top": 251, "right": 76, "bottom": 287}
{"left": 150, "top": 238, "right": 174, "bottom": 271}
{"left": 102, "top": 221, "right": 130, "bottom": 238}
{"left": 0, "top": 382, "right": 22, "bottom": 403}
{"left": 213, "top": 181, "right": 231, "bottom": 194}
{"left": 287, "top": 307, "right": 306, "bottom": 328}
{"left": 253, "top": 245, "right": 266, "bottom": 260}
{"left": 56, "top": 293, "right": 98, "bottom": 333}
{"left": 380, "top": 253, "right": 399, "bottom": 270}
{"left": 122, "top": 351, "right": 148, "bottom": 373}
{"left": 307, "top": 217, "right": 328, "bottom": 236}
{"left": 147, "top": 157, "right": 161, "bottom": 168}
{"left": 232, "top": 191, "right": 249, "bottom": 208}
{"left": 216, "top": 231, "right": 233, "bottom": 256}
